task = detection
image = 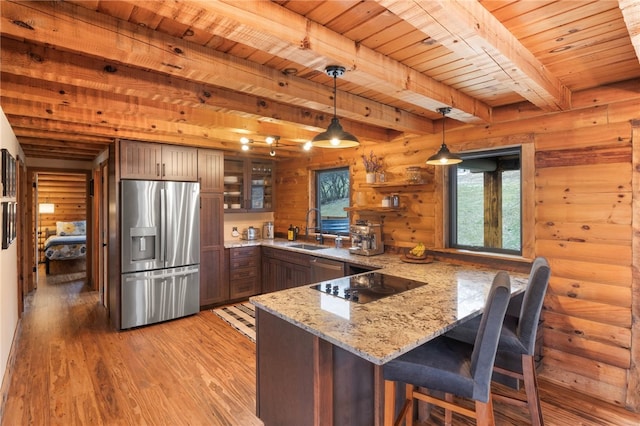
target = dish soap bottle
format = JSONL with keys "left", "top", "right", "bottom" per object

{"left": 287, "top": 224, "right": 295, "bottom": 241}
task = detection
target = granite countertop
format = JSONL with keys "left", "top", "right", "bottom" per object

{"left": 224, "top": 238, "right": 391, "bottom": 270}
{"left": 246, "top": 239, "right": 530, "bottom": 365}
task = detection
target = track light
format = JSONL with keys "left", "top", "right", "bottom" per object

{"left": 238, "top": 135, "right": 280, "bottom": 154}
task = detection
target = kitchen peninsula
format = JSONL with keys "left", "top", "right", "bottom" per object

{"left": 250, "top": 252, "right": 529, "bottom": 426}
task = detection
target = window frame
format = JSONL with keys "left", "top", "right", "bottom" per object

{"left": 312, "top": 166, "right": 351, "bottom": 236}
{"left": 449, "top": 146, "right": 522, "bottom": 255}
{"left": 436, "top": 142, "right": 534, "bottom": 260}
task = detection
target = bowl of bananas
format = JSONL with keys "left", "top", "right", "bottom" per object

{"left": 401, "top": 243, "right": 432, "bottom": 263}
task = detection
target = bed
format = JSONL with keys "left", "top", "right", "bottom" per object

{"left": 43, "top": 220, "right": 87, "bottom": 274}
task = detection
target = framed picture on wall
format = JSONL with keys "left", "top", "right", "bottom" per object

{"left": 10, "top": 202, "right": 16, "bottom": 242}
{"left": 1, "top": 201, "right": 17, "bottom": 250}
{"left": 10, "top": 155, "right": 16, "bottom": 197}
{"left": 1, "top": 149, "right": 8, "bottom": 197}
{"left": 1, "top": 201, "right": 8, "bottom": 249}
{"left": 1, "top": 149, "right": 16, "bottom": 197}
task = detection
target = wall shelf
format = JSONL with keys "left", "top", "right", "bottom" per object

{"left": 344, "top": 206, "right": 404, "bottom": 213}
{"left": 359, "top": 181, "right": 428, "bottom": 191}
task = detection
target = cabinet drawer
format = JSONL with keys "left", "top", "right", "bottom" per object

{"left": 230, "top": 277, "right": 261, "bottom": 299}
{"left": 230, "top": 246, "right": 259, "bottom": 260}
{"left": 230, "top": 256, "right": 260, "bottom": 269}
{"left": 230, "top": 267, "right": 258, "bottom": 281}
{"left": 262, "top": 247, "right": 310, "bottom": 266}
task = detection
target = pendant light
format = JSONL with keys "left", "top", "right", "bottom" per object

{"left": 426, "top": 107, "right": 462, "bottom": 165}
{"left": 312, "top": 65, "right": 360, "bottom": 148}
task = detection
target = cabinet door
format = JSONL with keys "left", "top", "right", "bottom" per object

{"left": 198, "top": 149, "right": 224, "bottom": 192}
{"left": 120, "top": 140, "right": 162, "bottom": 179}
{"left": 162, "top": 145, "right": 198, "bottom": 181}
{"left": 285, "top": 263, "right": 311, "bottom": 289}
{"left": 248, "top": 160, "right": 275, "bottom": 211}
{"left": 223, "top": 158, "right": 246, "bottom": 211}
{"left": 200, "top": 246, "right": 227, "bottom": 305}
{"left": 199, "top": 192, "right": 226, "bottom": 306}
{"left": 224, "top": 157, "right": 275, "bottom": 212}
{"left": 261, "top": 256, "right": 279, "bottom": 294}
{"left": 262, "top": 247, "right": 312, "bottom": 292}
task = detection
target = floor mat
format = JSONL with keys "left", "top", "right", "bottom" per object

{"left": 212, "top": 302, "right": 255, "bottom": 343}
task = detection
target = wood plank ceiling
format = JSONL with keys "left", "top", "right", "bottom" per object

{"left": 1, "top": 0, "right": 639, "bottom": 160}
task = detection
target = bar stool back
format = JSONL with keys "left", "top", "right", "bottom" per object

{"left": 383, "top": 271, "right": 512, "bottom": 426}
{"left": 447, "top": 257, "right": 551, "bottom": 425}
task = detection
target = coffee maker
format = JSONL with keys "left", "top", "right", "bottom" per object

{"left": 349, "top": 222, "right": 384, "bottom": 256}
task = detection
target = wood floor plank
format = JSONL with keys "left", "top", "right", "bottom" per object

{"left": 2, "top": 267, "right": 639, "bottom": 425}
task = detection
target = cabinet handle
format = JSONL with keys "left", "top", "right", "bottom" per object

{"left": 156, "top": 163, "right": 160, "bottom": 177}
{"left": 162, "top": 163, "right": 166, "bottom": 177}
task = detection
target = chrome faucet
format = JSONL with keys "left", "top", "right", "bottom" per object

{"left": 305, "top": 208, "right": 324, "bottom": 244}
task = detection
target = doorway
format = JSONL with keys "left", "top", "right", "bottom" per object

{"left": 34, "top": 171, "right": 89, "bottom": 283}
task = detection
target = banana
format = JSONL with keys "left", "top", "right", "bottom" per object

{"left": 409, "top": 242, "right": 425, "bottom": 257}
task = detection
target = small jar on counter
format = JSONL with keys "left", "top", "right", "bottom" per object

{"left": 382, "top": 196, "right": 391, "bottom": 207}
{"left": 391, "top": 194, "right": 400, "bottom": 208}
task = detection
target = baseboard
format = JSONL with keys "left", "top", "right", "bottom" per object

{"left": 0, "top": 317, "right": 22, "bottom": 419}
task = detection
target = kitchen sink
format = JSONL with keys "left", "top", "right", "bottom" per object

{"left": 288, "top": 243, "right": 330, "bottom": 251}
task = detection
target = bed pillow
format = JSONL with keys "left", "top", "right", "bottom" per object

{"left": 57, "top": 220, "right": 86, "bottom": 236}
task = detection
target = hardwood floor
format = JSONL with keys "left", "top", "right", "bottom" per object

{"left": 2, "top": 268, "right": 262, "bottom": 426}
{"left": 2, "top": 268, "right": 639, "bottom": 425}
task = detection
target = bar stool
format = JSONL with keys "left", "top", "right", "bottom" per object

{"left": 383, "top": 271, "right": 511, "bottom": 426}
{"left": 447, "top": 257, "right": 551, "bottom": 425}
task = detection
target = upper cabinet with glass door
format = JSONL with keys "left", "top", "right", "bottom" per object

{"left": 249, "top": 160, "right": 274, "bottom": 211}
{"left": 224, "top": 157, "right": 274, "bottom": 212}
{"left": 223, "top": 158, "right": 245, "bottom": 211}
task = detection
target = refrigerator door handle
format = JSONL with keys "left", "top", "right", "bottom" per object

{"left": 160, "top": 187, "right": 166, "bottom": 263}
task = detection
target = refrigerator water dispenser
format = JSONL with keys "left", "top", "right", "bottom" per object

{"left": 130, "top": 227, "right": 157, "bottom": 262}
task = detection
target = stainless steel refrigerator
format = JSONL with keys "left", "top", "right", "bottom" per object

{"left": 120, "top": 180, "right": 200, "bottom": 329}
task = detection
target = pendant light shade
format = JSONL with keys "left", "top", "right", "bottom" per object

{"left": 426, "top": 107, "right": 462, "bottom": 165}
{"left": 312, "top": 65, "right": 360, "bottom": 148}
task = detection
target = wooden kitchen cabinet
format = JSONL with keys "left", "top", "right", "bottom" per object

{"left": 197, "top": 148, "right": 224, "bottom": 191}
{"left": 198, "top": 149, "right": 226, "bottom": 307}
{"left": 261, "top": 247, "right": 311, "bottom": 293}
{"left": 224, "top": 157, "right": 274, "bottom": 212}
{"left": 229, "top": 246, "right": 261, "bottom": 300}
{"left": 120, "top": 140, "right": 198, "bottom": 181}
{"left": 199, "top": 192, "right": 226, "bottom": 306}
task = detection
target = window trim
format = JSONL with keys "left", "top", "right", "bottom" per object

{"left": 435, "top": 142, "right": 535, "bottom": 260}
{"left": 311, "top": 166, "right": 351, "bottom": 237}
{"left": 449, "top": 146, "right": 522, "bottom": 255}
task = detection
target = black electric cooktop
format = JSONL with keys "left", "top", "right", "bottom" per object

{"left": 310, "top": 272, "right": 427, "bottom": 304}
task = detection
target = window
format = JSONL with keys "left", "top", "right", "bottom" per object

{"left": 315, "top": 167, "right": 350, "bottom": 235}
{"left": 449, "top": 147, "right": 521, "bottom": 255}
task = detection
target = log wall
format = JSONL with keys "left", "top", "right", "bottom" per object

{"left": 274, "top": 82, "right": 639, "bottom": 409}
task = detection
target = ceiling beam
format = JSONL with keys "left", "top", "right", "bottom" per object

{"left": 138, "top": 0, "right": 491, "bottom": 123}
{"left": 619, "top": 0, "right": 640, "bottom": 64}
{"left": 377, "top": 0, "right": 572, "bottom": 112}
{"left": 8, "top": 116, "right": 312, "bottom": 159}
{"left": 0, "top": 69, "right": 400, "bottom": 145}
{"left": 0, "top": 0, "right": 430, "bottom": 136}
{"left": 11, "top": 128, "right": 114, "bottom": 144}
